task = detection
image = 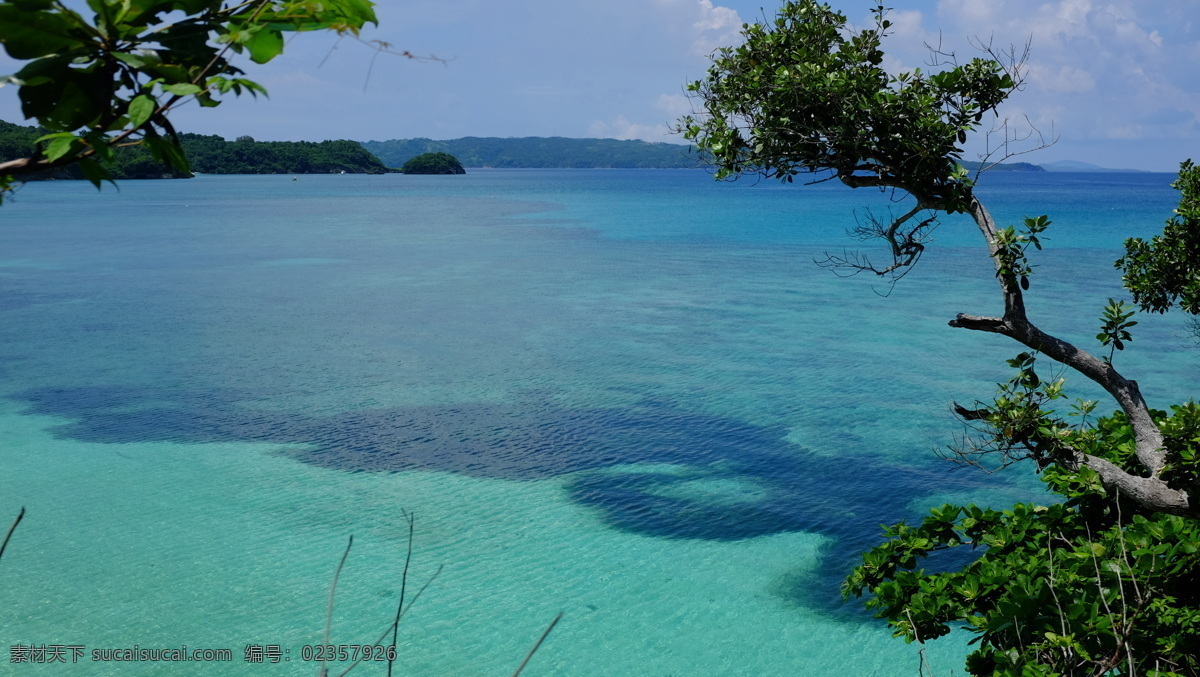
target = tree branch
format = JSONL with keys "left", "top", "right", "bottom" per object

{"left": 949, "top": 193, "right": 1192, "bottom": 515}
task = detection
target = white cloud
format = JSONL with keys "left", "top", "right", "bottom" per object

{"left": 923, "top": 0, "right": 1199, "bottom": 165}
{"left": 935, "top": 0, "right": 998, "bottom": 29}
{"left": 1054, "top": 0, "right": 1093, "bottom": 32}
{"left": 588, "top": 115, "right": 673, "bottom": 142}
{"left": 873, "top": 9, "right": 932, "bottom": 77}
{"left": 689, "top": 0, "right": 742, "bottom": 55}
{"left": 1105, "top": 124, "right": 1142, "bottom": 140}
{"left": 1028, "top": 64, "right": 1095, "bottom": 93}
{"left": 654, "top": 93, "right": 692, "bottom": 118}
{"left": 885, "top": 9, "right": 927, "bottom": 42}
{"left": 652, "top": 0, "right": 744, "bottom": 56}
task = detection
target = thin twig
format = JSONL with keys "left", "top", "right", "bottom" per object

{"left": 511, "top": 611, "right": 563, "bottom": 677}
{"left": 320, "top": 535, "right": 354, "bottom": 677}
{"left": 387, "top": 510, "right": 416, "bottom": 677}
{"left": 336, "top": 564, "right": 444, "bottom": 677}
{"left": 0, "top": 507, "right": 25, "bottom": 562}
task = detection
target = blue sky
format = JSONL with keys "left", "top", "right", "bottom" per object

{"left": 2, "top": 0, "right": 1198, "bottom": 170}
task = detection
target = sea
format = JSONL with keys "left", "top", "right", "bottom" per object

{"left": 0, "top": 168, "right": 1195, "bottom": 675}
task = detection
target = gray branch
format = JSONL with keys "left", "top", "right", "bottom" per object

{"left": 950, "top": 194, "right": 1193, "bottom": 515}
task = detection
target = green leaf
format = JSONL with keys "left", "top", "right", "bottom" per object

{"left": 144, "top": 135, "right": 191, "bottom": 174}
{"left": 160, "top": 82, "right": 203, "bottom": 96}
{"left": 40, "top": 133, "right": 79, "bottom": 161}
{"left": 195, "top": 91, "right": 220, "bottom": 107}
{"left": 76, "top": 156, "right": 113, "bottom": 190}
{"left": 111, "top": 52, "right": 148, "bottom": 68}
{"left": 19, "top": 70, "right": 107, "bottom": 131}
{"left": 127, "top": 94, "right": 156, "bottom": 128}
{"left": 0, "top": 6, "right": 78, "bottom": 59}
{"left": 245, "top": 26, "right": 284, "bottom": 64}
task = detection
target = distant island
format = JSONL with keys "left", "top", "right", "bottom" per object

{"left": 1037, "top": 160, "right": 1148, "bottom": 173}
{"left": 402, "top": 152, "right": 465, "bottom": 175}
{"left": 360, "top": 136, "right": 701, "bottom": 169}
{"left": 960, "top": 160, "right": 1044, "bottom": 172}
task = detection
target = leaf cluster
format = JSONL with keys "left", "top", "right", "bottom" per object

{"left": 0, "top": 0, "right": 377, "bottom": 198}
{"left": 678, "top": 1, "right": 1015, "bottom": 212}
{"left": 1159, "top": 402, "right": 1200, "bottom": 493}
{"left": 993, "top": 215, "right": 1049, "bottom": 291}
{"left": 1117, "top": 160, "right": 1200, "bottom": 315}
{"left": 949, "top": 351, "right": 1079, "bottom": 472}
{"left": 846, "top": 429, "right": 1200, "bottom": 675}
{"left": 856, "top": 349, "right": 1200, "bottom": 675}
{"left": 1096, "top": 298, "right": 1137, "bottom": 363}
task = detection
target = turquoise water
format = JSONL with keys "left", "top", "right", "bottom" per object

{"left": 0, "top": 170, "right": 1196, "bottom": 675}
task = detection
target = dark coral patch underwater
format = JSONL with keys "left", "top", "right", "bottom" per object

{"left": 14, "top": 384, "right": 991, "bottom": 615}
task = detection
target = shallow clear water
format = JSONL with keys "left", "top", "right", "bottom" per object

{"left": 0, "top": 169, "right": 1195, "bottom": 675}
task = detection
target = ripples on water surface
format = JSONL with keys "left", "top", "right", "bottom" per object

{"left": 0, "top": 170, "right": 1195, "bottom": 674}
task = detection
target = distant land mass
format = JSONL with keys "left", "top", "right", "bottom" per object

{"left": 960, "top": 160, "right": 1044, "bottom": 172}
{"left": 362, "top": 137, "right": 1058, "bottom": 172}
{"left": 180, "top": 134, "right": 387, "bottom": 175}
{"left": 0, "top": 120, "right": 387, "bottom": 179}
{"left": 360, "top": 137, "right": 701, "bottom": 169}
{"left": 3, "top": 119, "right": 1136, "bottom": 177}
{"left": 1037, "top": 160, "right": 1148, "bottom": 173}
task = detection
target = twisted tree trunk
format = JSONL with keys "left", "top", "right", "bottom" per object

{"left": 949, "top": 193, "right": 1194, "bottom": 516}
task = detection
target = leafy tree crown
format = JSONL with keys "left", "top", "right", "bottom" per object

{"left": 679, "top": 1, "right": 1016, "bottom": 213}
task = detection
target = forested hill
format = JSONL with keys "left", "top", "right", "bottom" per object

{"left": 960, "top": 160, "right": 1045, "bottom": 172}
{"left": 0, "top": 120, "right": 388, "bottom": 178}
{"left": 180, "top": 134, "right": 387, "bottom": 174}
{"left": 360, "top": 137, "right": 701, "bottom": 169}
{"left": 359, "top": 136, "right": 1051, "bottom": 171}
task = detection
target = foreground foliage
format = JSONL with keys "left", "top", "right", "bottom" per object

{"left": 846, "top": 402, "right": 1200, "bottom": 675}
{"left": 0, "top": 0, "right": 378, "bottom": 200}
{"left": 682, "top": 2, "right": 1200, "bottom": 674}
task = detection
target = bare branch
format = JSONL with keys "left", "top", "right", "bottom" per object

{"left": 0, "top": 507, "right": 25, "bottom": 563}
{"left": 387, "top": 511, "right": 416, "bottom": 677}
{"left": 815, "top": 203, "right": 940, "bottom": 286}
{"left": 977, "top": 114, "right": 1058, "bottom": 177}
{"left": 511, "top": 611, "right": 564, "bottom": 677}
{"left": 319, "top": 535, "right": 354, "bottom": 677}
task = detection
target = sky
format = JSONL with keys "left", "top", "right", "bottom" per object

{"left": 1, "top": 0, "right": 1198, "bottom": 171}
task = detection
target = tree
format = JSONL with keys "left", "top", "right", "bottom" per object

{"left": 0, "top": 0, "right": 379, "bottom": 201}
{"left": 1118, "top": 160, "right": 1200, "bottom": 316}
{"left": 681, "top": 2, "right": 1200, "bottom": 674}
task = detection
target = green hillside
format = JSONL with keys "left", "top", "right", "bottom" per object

{"left": 360, "top": 136, "right": 1048, "bottom": 172}
{"left": 180, "top": 134, "right": 388, "bottom": 175}
{"left": 360, "top": 136, "right": 702, "bottom": 169}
